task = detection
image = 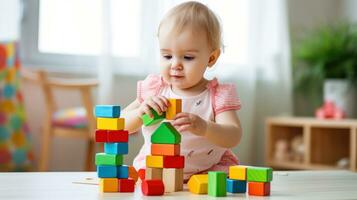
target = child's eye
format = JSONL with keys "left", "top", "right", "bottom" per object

{"left": 184, "top": 56, "right": 194, "bottom": 60}
{"left": 163, "top": 55, "right": 172, "bottom": 60}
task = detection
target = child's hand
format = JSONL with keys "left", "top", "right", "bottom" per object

{"left": 172, "top": 112, "right": 208, "bottom": 136}
{"left": 138, "top": 96, "right": 169, "bottom": 118}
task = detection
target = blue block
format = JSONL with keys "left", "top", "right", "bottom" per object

{"left": 97, "top": 165, "right": 117, "bottom": 178}
{"left": 226, "top": 179, "right": 246, "bottom": 193}
{"left": 104, "top": 142, "right": 128, "bottom": 155}
{"left": 94, "top": 105, "right": 120, "bottom": 118}
{"left": 117, "top": 165, "right": 129, "bottom": 179}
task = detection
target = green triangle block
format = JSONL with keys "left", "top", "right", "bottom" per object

{"left": 141, "top": 109, "right": 165, "bottom": 126}
{"left": 247, "top": 167, "right": 273, "bottom": 182}
{"left": 151, "top": 122, "right": 181, "bottom": 144}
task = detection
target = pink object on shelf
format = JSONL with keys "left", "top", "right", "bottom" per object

{"left": 315, "top": 101, "right": 346, "bottom": 119}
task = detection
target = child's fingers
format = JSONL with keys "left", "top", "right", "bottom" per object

{"left": 172, "top": 117, "right": 191, "bottom": 126}
{"left": 177, "top": 124, "right": 191, "bottom": 132}
{"left": 157, "top": 96, "right": 169, "bottom": 108}
{"left": 142, "top": 104, "right": 153, "bottom": 118}
{"left": 152, "top": 96, "right": 168, "bottom": 112}
{"left": 174, "top": 112, "right": 189, "bottom": 120}
{"left": 147, "top": 99, "right": 163, "bottom": 115}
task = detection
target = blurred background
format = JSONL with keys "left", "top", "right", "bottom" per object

{"left": 0, "top": 0, "right": 356, "bottom": 172}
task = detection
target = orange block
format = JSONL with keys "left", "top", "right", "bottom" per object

{"left": 248, "top": 182, "right": 270, "bottom": 196}
{"left": 166, "top": 99, "right": 182, "bottom": 120}
{"left": 128, "top": 166, "right": 139, "bottom": 183}
{"left": 151, "top": 144, "right": 180, "bottom": 156}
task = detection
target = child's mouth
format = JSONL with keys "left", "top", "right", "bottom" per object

{"left": 170, "top": 75, "right": 184, "bottom": 79}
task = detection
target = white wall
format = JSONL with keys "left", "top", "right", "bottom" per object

{"left": 0, "top": 0, "right": 21, "bottom": 40}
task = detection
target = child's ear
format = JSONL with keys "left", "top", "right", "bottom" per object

{"left": 208, "top": 49, "right": 221, "bottom": 67}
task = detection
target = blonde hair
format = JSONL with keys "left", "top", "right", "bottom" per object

{"left": 158, "top": 1, "right": 222, "bottom": 51}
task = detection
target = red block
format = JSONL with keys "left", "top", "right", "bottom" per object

{"left": 138, "top": 168, "right": 146, "bottom": 180}
{"left": 141, "top": 180, "right": 164, "bottom": 196}
{"left": 95, "top": 130, "right": 107, "bottom": 142}
{"left": 107, "top": 130, "right": 129, "bottom": 142}
{"left": 118, "top": 179, "right": 135, "bottom": 192}
{"left": 248, "top": 182, "right": 270, "bottom": 196}
{"left": 163, "top": 155, "right": 185, "bottom": 168}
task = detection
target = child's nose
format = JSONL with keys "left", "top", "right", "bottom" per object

{"left": 171, "top": 59, "right": 183, "bottom": 70}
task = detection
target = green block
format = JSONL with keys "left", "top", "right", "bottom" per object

{"left": 208, "top": 171, "right": 227, "bottom": 197}
{"left": 141, "top": 109, "right": 165, "bottom": 126}
{"left": 95, "top": 153, "right": 123, "bottom": 165}
{"left": 247, "top": 167, "right": 273, "bottom": 182}
{"left": 151, "top": 122, "right": 181, "bottom": 144}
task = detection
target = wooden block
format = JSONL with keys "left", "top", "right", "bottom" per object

{"left": 151, "top": 122, "right": 181, "bottom": 144}
{"left": 128, "top": 166, "right": 138, "bottom": 183}
{"left": 95, "top": 153, "right": 123, "bottom": 165}
{"left": 97, "top": 165, "right": 117, "bottom": 178}
{"left": 107, "top": 130, "right": 128, "bottom": 142}
{"left": 151, "top": 144, "right": 180, "bottom": 156}
{"left": 95, "top": 129, "right": 107, "bottom": 142}
{"left": 146, "top": 155, "right": 163, "bottom": 168}
{"left": 229, "top": 165, "right": 247, "bottom": 180}
{"left": 208, "top": 171, "right": 227, "bottom": 197}
{"left": 95, "top": 105, "right": 120, "bottom": 118}
{"left": 97, "top": 118, "right": 125, "bottom": 130}
{"left": 247, "top": 166, "right": 273, "bottom": 182}
{"left": 138, "top": 168, "right": 146, "bottom": 180}
{"left": 99, "top": 178, "right": 118, "bottom": 192}
{"left": 166, "top": 99, "right": 182, "bottom": 120}
{"left": 163, "top": 155, "right": 185, "bottom": 168}
{"left": 188, "top": 174, "right": 208, "bottom": 194}
{"left": 118, "top": 179, "right": 135, "bottom": 192}
{"left": 104, "top": 142, "right": 128, "bottom": 155}
{"left": 226, "top": 178, "right": 246, "bottom": 193}
{"left": 145, "top": 167, "right": 163, "bottom": 180}
{"left": 117, "top": 165, "right": 129, "bottom": 179}
{"left": 141, "top": 180, "right": 165, "bottom": 196}
{"left": 248, "top": 182, "right": 270, "bottom": 196}
{"left": 162, "top": 168, "right": 183, "bottom": 192}
{"left": 141, "top": 109, "right": 165, "bottom": 126}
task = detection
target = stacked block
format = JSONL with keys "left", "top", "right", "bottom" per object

{"left": 141, "top": 99, "right": 184, "bottom": 194}
{"left": 94, "top": 105, "right": 135, "bottom": 193}
{"left": 228, "top": 165, "right": 272, "bottom": 196}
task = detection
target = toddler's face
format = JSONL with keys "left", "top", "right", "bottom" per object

{"left": 159, "top": 26, "right": 213, "bottom": 90}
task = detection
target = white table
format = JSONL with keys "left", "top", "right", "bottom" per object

{"left": 0, "top": 171, "right": 356, "bottom": 199}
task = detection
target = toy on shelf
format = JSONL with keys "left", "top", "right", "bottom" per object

{"left": 94, "top": 105, "right": 135, "bottom": 193}
{"left": 290, "top": 135, "right": 304, "bottom": 163}
{"left": 315, "top": 101, "right": 345, "bottom": 119}
{"left": 273, "top": 139, "right": 290, "bottom": 162}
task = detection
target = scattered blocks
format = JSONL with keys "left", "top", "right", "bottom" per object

{"left": 104, "top": 142, "right": 128, "bottom": 155}
{"left": 248, "top": 182, "right": 270, "bottom": 196}
{"left": 99, "top": 178, "right": 118, "bottom": 192}
{"left": 141, "top": 109, "right": 165, "bottom": 126}
{"left": 145, "top": 167, "right": 163, "bottom": 180}
{"left": 151, "top": 144, "right": 180, "bottom": 156}
{"left": 229, "top": 165, "right": 247, "bottom": 180}
{"left": 94, "top": 105, "right": 120, "bottom": 118}
{"left": 97, "top": 118, "right": 125, "bottom": 130}
{"left": 141, "top": 180, "right": 165, "bottom": 196}
{"left": 95, "top": 153, "right": 123, "bottom": 165}
{"left": 138, "top": 168, "right": 146, "bottom": 181}
{"left": 128, "top": 166, "right": 138, "bottom": 183}
{"left": 187, "top": 174, "right": 208, "bottom": 194}
{"left": 118, "top": 179, "right": 135, "bottom": 192}
{"left": 151, "top": 122, "right": 181, "bottom": 144}
{"left": 247, "top": 167, "right": 273, "bottom": 182}
{"left": 226, "top": 179, "right": 246, "bottom": 193}
{"left": 97, "top": 165, "right": 117, "bottom": 178}
{"left": 208, "top": 171, "right": 227, "bottom": 197}
{"left": 162, "top": 168, "right": 183, "bottom": 192}
{"left": 166, "top": 99, "right": 182, "bottom": 120}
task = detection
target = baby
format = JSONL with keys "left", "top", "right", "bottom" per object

{"left": 122, "top": 1, "right": 242, "bottom": 180}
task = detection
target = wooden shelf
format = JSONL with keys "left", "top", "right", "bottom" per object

{"left": 265, "top": 117, "right": 357, "bottom": 172}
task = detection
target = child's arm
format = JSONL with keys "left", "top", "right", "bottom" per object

{"left": 121, "top": 96, "right": 169, "bottom": 134}
{"left": 172, "top": 110, "right": 242, "bottom": 148}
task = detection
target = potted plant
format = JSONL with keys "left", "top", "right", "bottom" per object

{"left": 294, "top": 23, "right": 357, "bottom": 118}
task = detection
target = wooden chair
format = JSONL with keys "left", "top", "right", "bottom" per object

{"left": 21, "top": 69, "right": 99, "bottom": 171}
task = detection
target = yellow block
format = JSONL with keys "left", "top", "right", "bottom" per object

{"left": 187, "top": 174, "right": 208, "bottom": 194}
{"left": 229, "top": 165, "right": 247, "bottom": 180}
{"left": 99, "top": 178, "right": 118, "bottom": 192}
{"left": 166, "top": 99, "right": 182, "bottom": 120}
{"left": 96, "top": 118, "right": 125, "bottom": 130}
{"left": 146, "top": 155, "right": 163, "bottom": 168}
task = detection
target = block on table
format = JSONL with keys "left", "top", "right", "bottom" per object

{"left": 94, "top": 105, "right": 120, "bottom": 118}
{"left": 99, "top": 178, "right": 118, "bottom": 192}
{"left": 229, "top": 165, "right": 247, "bottom": 180}
{"left": 141, "top": 180, "right": 165, "bottom": 196}
{"left": 118, "top": 178, "right": 135, "bottom": 192}
{"left": 248, "top": 182, "right": 271, "bottom": 196}
{"left": 226, "top": 178, "right": 246, "bottom": 193}
{"left": 128, "top": 166, "right": 138, "bottom": 183}
{"left": 97, "top": 165, "right": 117, "bottom": 178}
{"left": 208, "top": 171, "right": 227, "bottom": 197}
{"left": 162, "top": 168, "right": 183, "bottom": 192}
{"left": 247, "top": 166, "right": 273, "bottom": 182}
{"left": 117, "top": 165, "right": 129, "bottom": 179}
{"left": 145, "top": 167, "right": 163, "bottom": 180}
{"left": 187, "top": 174, "right": 208, "bottom": 194}
{"left": 97, "top": 118, "right": 125, "bottom": 130}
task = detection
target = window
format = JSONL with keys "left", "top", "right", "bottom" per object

{"left": 22, "top": 0, "right": 249, "bottom": 75}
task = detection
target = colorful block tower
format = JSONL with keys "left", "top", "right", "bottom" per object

{"left": 94, "top": 105, "right": 135, "bottom": 193}
{"left": 142, "top": 98, "right": 184, "bottom": 194}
